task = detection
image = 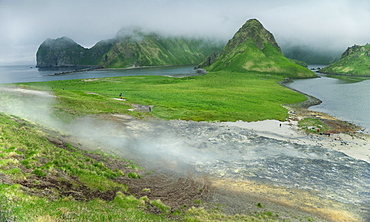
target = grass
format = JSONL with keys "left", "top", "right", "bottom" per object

{"left": 184, "top": 207, "right": 285, "bottom": 222}
{"left": 1, "top": 184, "right": 169, "bottom": 221}
{"left": 15, "top": 70, "right": 307, "bottom": 122}
{"left": 298, "top": 118, "right": 329, "bottom": 134}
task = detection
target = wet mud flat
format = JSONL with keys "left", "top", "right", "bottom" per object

{"left": 104, "top": 116, "right": 370, "bottom": 221}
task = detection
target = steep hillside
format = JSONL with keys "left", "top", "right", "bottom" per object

{"left": 319, "top": 44, "right": 370, "bottom": 76}
{"left": 101, "top": 30, "right": 221, "bottom": 68}
{"left": 202, "top": 19, "right": 315, "bottom": 78}
{"left": 36, "top": 29, "right": 222, "bottom": 68}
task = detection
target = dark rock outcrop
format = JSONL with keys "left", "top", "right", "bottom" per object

{"left": 36, "top": 37, "right": 89, "bottom": 68}
{"left": 196, "top": 52, "right": 218, "bottom": 68}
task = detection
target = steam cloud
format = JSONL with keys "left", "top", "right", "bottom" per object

{"left": 0, "top": 87, "right": 215, "bottom": 172}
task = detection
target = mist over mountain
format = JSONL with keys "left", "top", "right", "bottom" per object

{"left": 36, "top": 28, "right": 223, "bottom": 68}
{"left": 281, "top": 44, "right": 342, "bottom": 65}
{"left": 36, "top": 37, "right": 108, "bottom": 68}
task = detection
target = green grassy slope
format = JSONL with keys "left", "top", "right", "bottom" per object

{"left": 320, "top": 44, "right": 370, "bottom": 76}
{"left": 209, "top": 41, "right": 315, "bottom": 78}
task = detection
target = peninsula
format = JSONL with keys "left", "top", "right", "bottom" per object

{"left": 320, "top": 44, "right": 370, "bottom": 76}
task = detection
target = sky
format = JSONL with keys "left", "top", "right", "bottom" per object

{"left": 1, "top": 0, "right": 370, "bottom": 65}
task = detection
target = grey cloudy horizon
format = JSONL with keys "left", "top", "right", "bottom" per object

{"left": 1, "top": 0, "right": 369, "bottom": 65}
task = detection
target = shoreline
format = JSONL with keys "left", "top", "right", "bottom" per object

{"left": 222, "top": 112, "right": 370, "bottom": 164}
{"left": 278, "top": 78, "right": 370, "bottom": 163}
{"left": 318, "top": 70, "right": 370, "bottom": 77}
{"left": 45, "top": 64, "right": 198, "bottom": 76}
{"left": 279, "top": 79, "right": 322, "bottom": 108}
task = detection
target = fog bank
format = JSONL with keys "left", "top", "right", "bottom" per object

{"left": 1, "top": 0, "right": 370, "bottom": 65}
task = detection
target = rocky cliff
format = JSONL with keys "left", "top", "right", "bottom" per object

{"left": 201, "top": 19, "right": 315, "bottom": 78}
{"left": 36, "top": 29, "right": 222, "bottom": 68}
{"left": 319, "top": 44, "right": 370, "bottom": 76}
{"left": 36, "top": 37, "right": 91, "bottom": 67}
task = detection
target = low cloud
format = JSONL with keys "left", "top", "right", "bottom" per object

{"left": 1, "top": 0, "right": 370, "bottom": 65}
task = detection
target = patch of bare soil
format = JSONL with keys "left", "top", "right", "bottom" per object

{"left": 10, "top": 134, "right": 212, "bottom": 215}
{"left": 117, "top": 173, "right": 211, "bottom": 214}
{"left": 16, "top": 176, "right": 118, "bottom": 202}
{"left": 14, "top": 171, "right": 211, "bottom": 214}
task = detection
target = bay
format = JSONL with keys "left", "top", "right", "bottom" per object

{"left": 0, "top": 65, "right": 197, "bottom": 84}
{"left": 287, "top": 65, "right": 370, "bottom": 132}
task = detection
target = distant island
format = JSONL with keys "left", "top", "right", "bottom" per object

{"left": 319, "top": 44, "right": 370, "bottom": 76}
{"left": 36, "top": 29, "right": 223, "bottom": 69}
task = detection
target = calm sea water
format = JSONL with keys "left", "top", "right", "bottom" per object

{"left": 287, "top": 65, "right": 370, "bottom": 132}
{"left": 2, "top": 64, "right": 370, "bottom": 132}
{"left": 0, "top": 65, "right": 197, "bottom": 84}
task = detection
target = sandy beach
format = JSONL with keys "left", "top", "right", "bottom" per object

{"left": 223, "top": 118, "right": 370, "bottom": 164}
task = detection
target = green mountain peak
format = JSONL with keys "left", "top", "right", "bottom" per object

{"left": 223, "top": 18, "right": 281, "bottom": 55}
{"left": 204, "top": 19, "right": 315, "bottom": 78}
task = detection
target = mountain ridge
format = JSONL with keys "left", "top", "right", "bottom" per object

{"left": 36, "top": 29, "right": 223, "bottom": 68}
